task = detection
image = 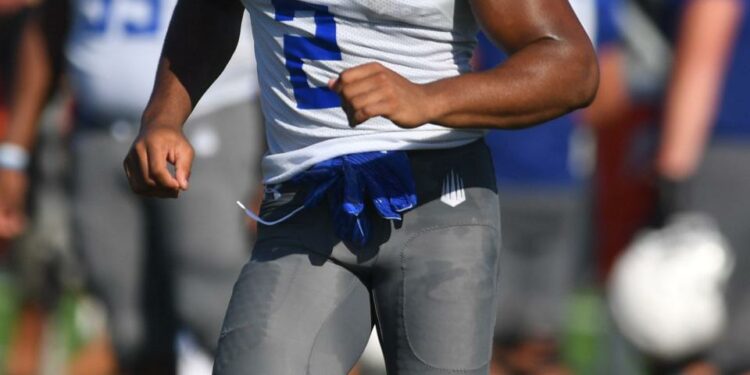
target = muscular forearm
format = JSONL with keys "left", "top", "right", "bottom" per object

{"left": 126, "top": 0, "right": 244, "bottom": 197}
{"left": 657, "top": 0, "right": 743, "bottom": 180}
{"left": 141, "top": 0, "right": 244, "bottom": 130}
{"left": 426, "top": 37, "right": 598, "bottom": 129}
{"left": 332, "top": 0, "right": 598, "bottom": 130}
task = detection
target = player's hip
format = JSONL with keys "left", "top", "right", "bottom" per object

{"left": 252, "top": 138, "right": 499, "bottom": 267}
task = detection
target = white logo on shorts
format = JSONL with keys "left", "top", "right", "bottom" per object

{"left": 441, "top": 169, "right": 466, "bottom": 207}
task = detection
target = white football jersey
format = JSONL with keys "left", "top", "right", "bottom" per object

{"left": 243, "top": 0, "right": 484, "bottom": 183}
{"left": 66, "top": 0, "right": 257, "bottom": 124}
{"left": 570, "top": 0, "right": 597, "bottom": 44}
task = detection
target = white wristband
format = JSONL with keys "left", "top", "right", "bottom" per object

{"left": 0, "top": 143, "right": 30, "bottom": 171}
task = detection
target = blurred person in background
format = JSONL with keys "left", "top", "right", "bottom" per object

{"left": 580, "top": 2, "right": 670, "bottom": 374}
{"left": 653, "top": 0, "right": 747, "bottom": 373}
{"left": 475, "top": 1, "right": 597, "bottom": 374}
{"left": 0, "top": 4, "right": 67, "bottom": 375}
{"left": 588, "top": 0, "right": 747, "bottom": 373}
{"left": 0, "top": 0, "right": 31, "bottom": 101}
{"left": 0, "top": 1, "right": 263, "bottom": 374}
{"left": 586, "top": 0, "right": 670, "bottom": 285}
{"left": 0, "top": 0, "right": 34, "bottom": 239}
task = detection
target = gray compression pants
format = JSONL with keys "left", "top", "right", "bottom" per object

{"left": 72, "top": 102, "right": 263, "bottom": 369}
{"left": 214, "top": 140, "right": 501, "bottom": 375}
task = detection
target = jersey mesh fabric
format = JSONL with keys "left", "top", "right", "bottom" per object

{"left": 243, "top": 0, "right": 484, "bottom": 183}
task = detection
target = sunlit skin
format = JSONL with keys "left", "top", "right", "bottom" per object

{"left": 122, "top": 0, "right": 598, "bottom": 198}
{"left": 656, "top": 0, "right": 744, "bottom": 181}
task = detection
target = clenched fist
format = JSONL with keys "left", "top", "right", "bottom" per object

{"left": 123, "top": 125, "right": 193, "bottom": 198}
{"left": 330, "top": 62, "right": 435, "bottom": 128}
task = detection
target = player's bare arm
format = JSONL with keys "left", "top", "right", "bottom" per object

{"left": 127, "top": 0, "right": 597, "bottom": 197}
{"left": 0, "top": 0, "right": 70, "bottom": 239}
{"left": 123, "top": 0, "right": 244, "bottom": 198}
{"left": 333, "top": 0, "right": 599, "bottom": 129}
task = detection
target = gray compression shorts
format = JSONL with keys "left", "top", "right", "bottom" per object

{"left": 214, "top": 140, "right": 501, "bottom": 375}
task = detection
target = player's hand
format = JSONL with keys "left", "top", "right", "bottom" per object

{"left": 0, "top": 169, "right": 29, "bottom": 239}
{"left": 123, "top": 125, "right": 193, "bottom": 198}
{"left": 330, "top": 62, "right": 434, "bottom": 128}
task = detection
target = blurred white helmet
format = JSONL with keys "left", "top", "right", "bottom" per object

{"left": 608, "top": 212, "right": 734, "bottom": 360}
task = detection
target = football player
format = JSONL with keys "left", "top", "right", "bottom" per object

{"left": 123, "top": 0, "right": 599, "bottom": 374}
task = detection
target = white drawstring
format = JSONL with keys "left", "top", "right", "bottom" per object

{"left": 236, "top": 201, "right": 307, "bottom": 226}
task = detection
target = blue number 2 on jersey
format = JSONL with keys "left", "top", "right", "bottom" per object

{"left": 272, "top": 0, "right": 342, "bottom": 110}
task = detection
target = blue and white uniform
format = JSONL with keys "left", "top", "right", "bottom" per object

{"left": 242, "top": 0, "right": 483, "bottom": 183}
{"left": 216, "top": 2, "right": 506, "bottom": 375}
{"left": 67, "top": 0, "right": 256, "bottom": 124}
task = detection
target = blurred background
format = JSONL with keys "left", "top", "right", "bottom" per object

{"left": 0, "top": 0, "right": 748, "bottom": 374}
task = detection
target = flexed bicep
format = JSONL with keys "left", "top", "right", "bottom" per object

{"left": 469, "top": 0, "right": 590, "bottom": 54}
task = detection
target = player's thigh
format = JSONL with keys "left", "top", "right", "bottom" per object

{"left": 374, "top": 224, "right": 500, "bottom": 375}
{"left": 372, "top": 140, "right": 500, "bottom": 374}
{"left": 213, "top": 245, "right": 372, "bottom": 375}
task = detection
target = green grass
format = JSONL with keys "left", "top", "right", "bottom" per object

{"left": 562, "top": 287, "right": 648, "bottom": 375}
{"left": 563, "top": 288, "right": 608, "bottom": 374}
{"left": 0, "top": 273, "right": 21, "bottom": 373}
